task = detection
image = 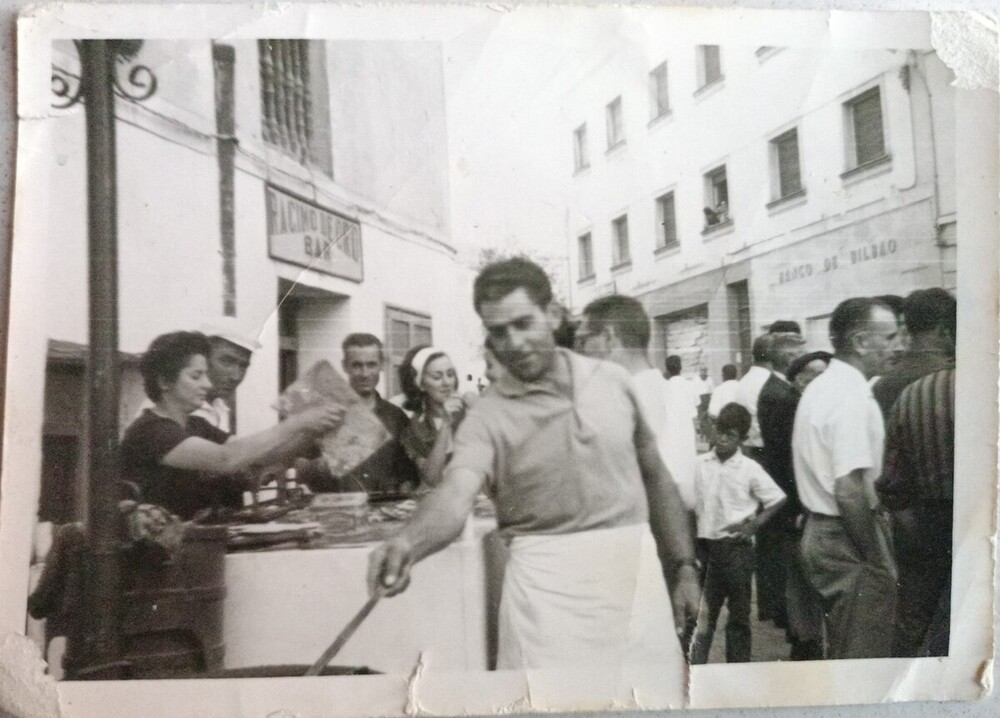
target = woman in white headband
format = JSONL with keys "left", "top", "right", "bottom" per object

{"left": 398, "top": 344, "right": 465, "bottom": 487}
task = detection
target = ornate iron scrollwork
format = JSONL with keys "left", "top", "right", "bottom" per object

{"left": 51, "top": 64, "right": 84, "bottom": 108}
{"left": 113, "top": 63, "right": 157, "bottom": 102}
{"left": 51, "top": 39, "right": 158, "bottom": 108}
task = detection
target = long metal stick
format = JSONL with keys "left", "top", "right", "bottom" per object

{"left": 304, "top": 593, "right": 382, "bottom": 676}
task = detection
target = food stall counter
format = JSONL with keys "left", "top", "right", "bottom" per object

{"left": 222, "top": 503, "right": 502, "bottom": 674}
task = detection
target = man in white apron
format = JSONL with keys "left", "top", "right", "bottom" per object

{"left": 369, "top": 258, "right": 698, "bottom": 679}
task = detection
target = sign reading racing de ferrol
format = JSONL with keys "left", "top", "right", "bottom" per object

{"left": 266, "top": 185, "right": 364, "bottom": 282}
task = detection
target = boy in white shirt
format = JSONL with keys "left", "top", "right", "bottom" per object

{"left": 689, "top": 403, "right": 786, "bottom": 664}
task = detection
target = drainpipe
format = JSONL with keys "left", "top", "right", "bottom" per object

{"left": 903, "top": 51, "right": 948, "bottom": 286}
{"left": 213, "top": 43, "right": 239, "bottom": 431}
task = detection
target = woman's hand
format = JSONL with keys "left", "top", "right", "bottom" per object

{"left": 296, "top": 404, "right": 345, "bottom": 435}
{"left": 442, "top": 396, "right": 464, "bottom": 424}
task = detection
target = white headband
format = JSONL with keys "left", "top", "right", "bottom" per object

{"left": 410, "top": 346, "right": 445, "bottom": 382}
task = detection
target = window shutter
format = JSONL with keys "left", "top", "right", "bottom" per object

{"left": 660, "top": 193, "right": 677, "bottom": 248}
{"left": 578, "top": 234, "right": 593, "bottom": 278}
{"left": 853, "top": 90, "right": 885, "bottom": 165}
{"left": 703, "top": 46, "right": 721, "bottom": 84}
{"left": 777, "top": 132, "right": 801, "bottom": 197}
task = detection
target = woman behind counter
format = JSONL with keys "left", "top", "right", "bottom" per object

{"left": 120, "top": 331, "right": 341, "bottom": 519}
{"left": 397, "top": 345, "right": 470, "bottom": 487}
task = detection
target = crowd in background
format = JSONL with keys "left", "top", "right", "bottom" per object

{"left": 574, "top": 287, "right": 956, "bottom": 662}
{"left": 119, "top": 258, "right": 956, "bottom": 665}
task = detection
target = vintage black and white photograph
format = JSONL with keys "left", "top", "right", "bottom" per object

{"left": 0, "top": 4, "right": 996, "bottom": 716}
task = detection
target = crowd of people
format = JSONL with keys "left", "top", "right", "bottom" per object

{"left": 120, "top": 256, "right": 955, "bottom": 669}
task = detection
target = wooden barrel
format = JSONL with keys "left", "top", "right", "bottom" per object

{"left": 120, "top": 524, "right": 227, "bottom": 679}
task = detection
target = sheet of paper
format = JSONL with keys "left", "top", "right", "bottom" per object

{"left": 276, "top": 360, "right": 392, "bottom": 477}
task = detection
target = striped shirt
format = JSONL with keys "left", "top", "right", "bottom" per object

{"left": 878, "top": 367, "right": 955, "bottom": 508}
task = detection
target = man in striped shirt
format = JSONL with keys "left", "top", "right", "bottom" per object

{"left": 877, "top": 367, "right": 955, "bottom": 657}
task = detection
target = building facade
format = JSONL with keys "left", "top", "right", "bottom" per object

{"left": 42, "top": 39, "right": 481, "bottom": 523}
{"left": 564, "top": 45, "right": 956, "bottom": 379}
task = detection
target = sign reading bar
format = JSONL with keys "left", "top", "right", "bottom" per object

{"left": 265, "top": 184, "right": 364, "bottom": 282}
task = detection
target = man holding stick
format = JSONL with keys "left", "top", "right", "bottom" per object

{"left": 368, "top": 258, "right": 698, "bottom": 670}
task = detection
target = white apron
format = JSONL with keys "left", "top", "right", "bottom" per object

{"left": 497, "top": 523, "right": 685, "bottom": 673}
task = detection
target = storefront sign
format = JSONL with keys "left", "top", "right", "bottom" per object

{"left": 775, "top": 238, "right": 898, "bottom": 286}
{"left": 266, "top": 185, "right": 363, "bottom": 282}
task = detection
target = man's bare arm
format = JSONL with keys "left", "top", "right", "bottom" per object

{"left": 633, "top": 416, "right": 699, "bottom": 631}
{"left": 834, "top": 469, "right": 882, "bottom": 561}
{"left": 367, "top": 465, "right": 481, "bottom": 596}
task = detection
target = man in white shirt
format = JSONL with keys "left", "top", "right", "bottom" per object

{"left": 735, "top": 335, "right": 773, "bottom": 464}
{"left": 690, "top": 402, "right": 786, "bottom": 663}
{"left": 692, "top": 366, "right": 714, "bottom": 398}
{"left": 792, "top": 297, "right": 900, "bottom": 659}
{"left": 576, "top": 296, "right": 698, "bottom": 514}
{"left": 708, "top": 364, "right": 740, "bottom": 418}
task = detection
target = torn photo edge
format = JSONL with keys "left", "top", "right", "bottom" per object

{"left": 0, "top": 3, "right": 996, "bottom": 716}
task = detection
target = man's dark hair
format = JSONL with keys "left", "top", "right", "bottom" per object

{"left": 903, "top": 288, "right": 956, "bottom": 338}
{"left": 582, "top": 294, "right": 651, "bottom": 350}
{"left": 751, "top": 334, "right": 773, "bottom": 363}
{"left": 342, "top": 333, "right": 383, "bottom": 358}
{"left": 665, "top": 355, "right": 682, "bottom": 377}
{"left": 141, "top": 331, "right": 212, "bottom": 402}
{"left": 553, "top": 312, "right": 578, "bottom": 349}
{"left": 716, "top": 402, "right": 752, "bottom": 439}
{"left": 787, "top": 351, "right": 833, "bottom": 383}
{"left": 473, "top": 257, "right": 553, "bottom": 314}
{"left": 874, "top": 294, "right": 905, "bottom": 319}
{"left": 829, "top": 297, "right": 889, "bottom": 353}
{"left": 722, "top": 363, "right": 738, "bottom": 381}
{"left": 768, "top": 320, "right": 802, "bottom": 335}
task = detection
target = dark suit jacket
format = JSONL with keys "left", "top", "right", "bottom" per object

{"left": 872, "top": 350, "right": 953, "bottom": 417}
{"left": 757, "top": 373, "right": 801, "bottom": 529}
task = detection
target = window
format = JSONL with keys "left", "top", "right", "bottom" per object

{"left": 845, "top": 87, "right": 887, "bottom": 169}
{"left": 573, "top": 123, "right": 590, "bottom": 172}
{"left": 385, "top": 307, "right": 433, "bottom": 397}
{"left": 611, "top": 215, "right": 630, "bottom": 267}
{"left": 697, "top": 46, "right": 723, "bottom": 89}
{"left": 606, "top": 96, "right": 625, "bottom": 149}
{"left": 703, "top": 166, "right": 729, "bottom": 227}
{"left": 655, "top": 192, "right": 678, "bottom": 250}
{"left": 770, "top": 129, "right": 803, "bottom": 200}
{"left": 649, "top": 62, "right": 670, "bottom": 120}
{"left": 578, "top": 232, "right": 594, "bottom": 279}
{"left": 259, "top": 40, "right": 332, "bottom": 171}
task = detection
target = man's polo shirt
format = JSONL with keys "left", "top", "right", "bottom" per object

{"left": 791, "top": 358, "right": 885, "bottom": 516}
{"left": 449, "top": 348, "right": 649, "bottom": 539}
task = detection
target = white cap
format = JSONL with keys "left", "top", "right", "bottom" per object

{"left": 199, "top": 316, "right": 262, "bottom": 352}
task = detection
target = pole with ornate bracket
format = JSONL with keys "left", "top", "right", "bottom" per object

{"left": 54, "top": 39, "right": 158, "bottom": 681}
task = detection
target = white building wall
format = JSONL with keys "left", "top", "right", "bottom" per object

{"left": 560, "top": 42, "right": 954, "bottom": 372}
{"left": 45, "top": 38, "right": 481, "bottom": 438}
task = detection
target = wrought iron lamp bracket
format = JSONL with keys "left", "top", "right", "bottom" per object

{"left": 52, "top": 39, "right": 158, "bottom": 109}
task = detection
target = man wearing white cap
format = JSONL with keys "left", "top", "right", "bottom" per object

{"left": 132, "top": 317, "right": 261, "bottom": 434}
{"left": 195, "top": 317, "right": 262, "bottom": 434}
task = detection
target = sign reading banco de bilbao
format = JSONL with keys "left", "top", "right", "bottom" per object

{"left": 265, "top": 184, "right": 364, "bottom": 282}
